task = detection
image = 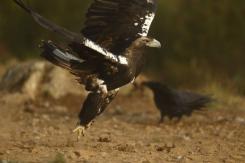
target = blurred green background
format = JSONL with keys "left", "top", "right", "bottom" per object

{"left": 0, "top": 0, "right": 244, "bottom": 94}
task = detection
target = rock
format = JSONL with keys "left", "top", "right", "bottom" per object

{"left": 42, "top": 66, "right": 84, "bottom": 99}
{"left": 0, "top": 61, "right": 86, "bottom": 99}
{"left": 0, "top": 60, "right": 150, "bottom": 99}
{"left": 22, "top": 62, "right": 46, "bottom": 98}
{"left": 0, "top": 61, "right": 41, "bottom": 93}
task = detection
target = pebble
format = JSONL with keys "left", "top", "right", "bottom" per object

{"left": 98, "top": 136, "right": 112, "bottom": 143}
{"left": 74, "top": 150, "right": 82, "bottom": 157}
{"left": 5, "top": 150, "right": 10, "bottom": 154}
{"left": 235, "top": 117, "right": 245, "bottom": 123}
{"left": 101, "top": 152, "right": 108, "bottom": 157}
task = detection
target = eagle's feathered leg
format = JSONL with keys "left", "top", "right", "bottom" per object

{"left": 96, "top": 89, "right": 119, "bottom": 116}
{"left": 73, "top": 89, "right": 119, "bottom": 140}
{"left": 82, "top": 75, "right": 108, "bottom": 95}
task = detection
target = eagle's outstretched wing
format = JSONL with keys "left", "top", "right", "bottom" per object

{"left": 82, "top": 0, "right": 158, "bottom": 55}
{"left": 13, "top": 0, "right": 128, "bottom": 65}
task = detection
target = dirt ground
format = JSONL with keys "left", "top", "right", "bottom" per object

{"left": 0, "top": 89, "right": 245, "bottom": 163}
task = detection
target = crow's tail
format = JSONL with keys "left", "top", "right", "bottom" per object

{"left": 167, "top": 90, "right": 212, "bottom": 120}
{"left": 186, "top": 94, "right": 212, "bottom": 109}
{"left": 181, "top": 91, "right": 213, "bottom": 112}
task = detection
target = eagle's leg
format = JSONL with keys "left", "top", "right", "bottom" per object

{"left": 96, "top": 88, "right": 119, "bottom": 116}
{"left": 73, "top": 89, "right": 118, "bottom": 140}
{"left": 83, "top": 75, "right": 108, "bottom": 95}
{"left": 73, "top": 92, "right": 103, "bottom": 140}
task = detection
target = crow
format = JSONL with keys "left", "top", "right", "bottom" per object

{"left": 13, "top": 0, "right": 160, "bottom": 139}
{"left": 143, "top": 81, "right": 212, "bottom": 122}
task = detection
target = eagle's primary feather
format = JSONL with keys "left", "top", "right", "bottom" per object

{"left": 81, "top": 0, "right": 157, "bottom": 54}
{"left": 13, "top": 0, "right": 160, "bottom": 138}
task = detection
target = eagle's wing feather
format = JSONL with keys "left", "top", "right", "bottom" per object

{"left": 40, "top": 40, "right": 95, "bottom": 77}
{"left": 82, "top": 0, "right": 158, "bottom": 55}
{"left": 13, "top": 0, "right": 127, "bottom": 65}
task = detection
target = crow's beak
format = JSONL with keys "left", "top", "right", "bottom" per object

{"left": 146, "top": 39, "right": 161, "bottom": 48}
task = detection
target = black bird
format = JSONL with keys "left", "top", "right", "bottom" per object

{"left": 143, "top": 81, "right": 212, "bottom": 122}
{"left": 13, "top": 0, "right": 160, "bottom": 138}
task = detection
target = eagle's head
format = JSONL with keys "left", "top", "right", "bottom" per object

{"left": 133, "top": 37, "right": 161, "bottom": 49}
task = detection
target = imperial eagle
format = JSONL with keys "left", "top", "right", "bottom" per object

{"left": 13, "top": 0, "right": 160, "bottom": 139}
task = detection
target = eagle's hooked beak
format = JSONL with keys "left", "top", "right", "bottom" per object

{"left": 146, "top": 39, "right": 161, "bottom": 48}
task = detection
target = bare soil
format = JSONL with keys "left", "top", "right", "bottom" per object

{"left": 0, "top": 90, "right": 245, "bottom": 163}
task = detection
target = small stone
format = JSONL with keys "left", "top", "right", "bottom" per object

{"left": 74, "top": 150, "right": 82, "bottom": 157}
{"left": 156, "top": 146, "right": 165, "bottom": 152}
{"left": 42, "top": 114, "right": 50, "bottom": 121}
{"left": 236, "top": 117, "right": 245, "bottom": 123}
{"left": 98, "top": 135, "right": 111, "bottom": 143}
{"left": 5, "top": 150, "right": 10, "bottom": 154}
{"left": 53, "top": 105, "right": 68, "bottom": 113}
{"left": 101, "top": 152, "right": 108, "bottom": 157}
{"left": 177, "top": 155, "right": 183, "bottom": 160}
{"left": 115, "top": 144, "right": 136, "bottom": 153}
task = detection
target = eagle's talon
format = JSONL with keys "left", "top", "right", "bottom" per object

{"left": 73, "top": 125, "right": 86, "bottom": 140}
{"left": 73, "top": 121, "right": 94, "bottom": 140}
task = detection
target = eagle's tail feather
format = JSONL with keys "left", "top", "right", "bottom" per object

{"left": 40, "top": 40, "right": 84, "bottom": 71}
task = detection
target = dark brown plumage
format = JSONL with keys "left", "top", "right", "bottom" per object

{"left": 13, "top": 0, "right": 160, "bottom": 138}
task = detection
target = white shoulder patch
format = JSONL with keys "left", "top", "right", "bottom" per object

{"left": 83, "top": 38, "right": 128, "bottom": 65}
{"left": 139, "top": 11, "right": 155, "bottom": 37}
